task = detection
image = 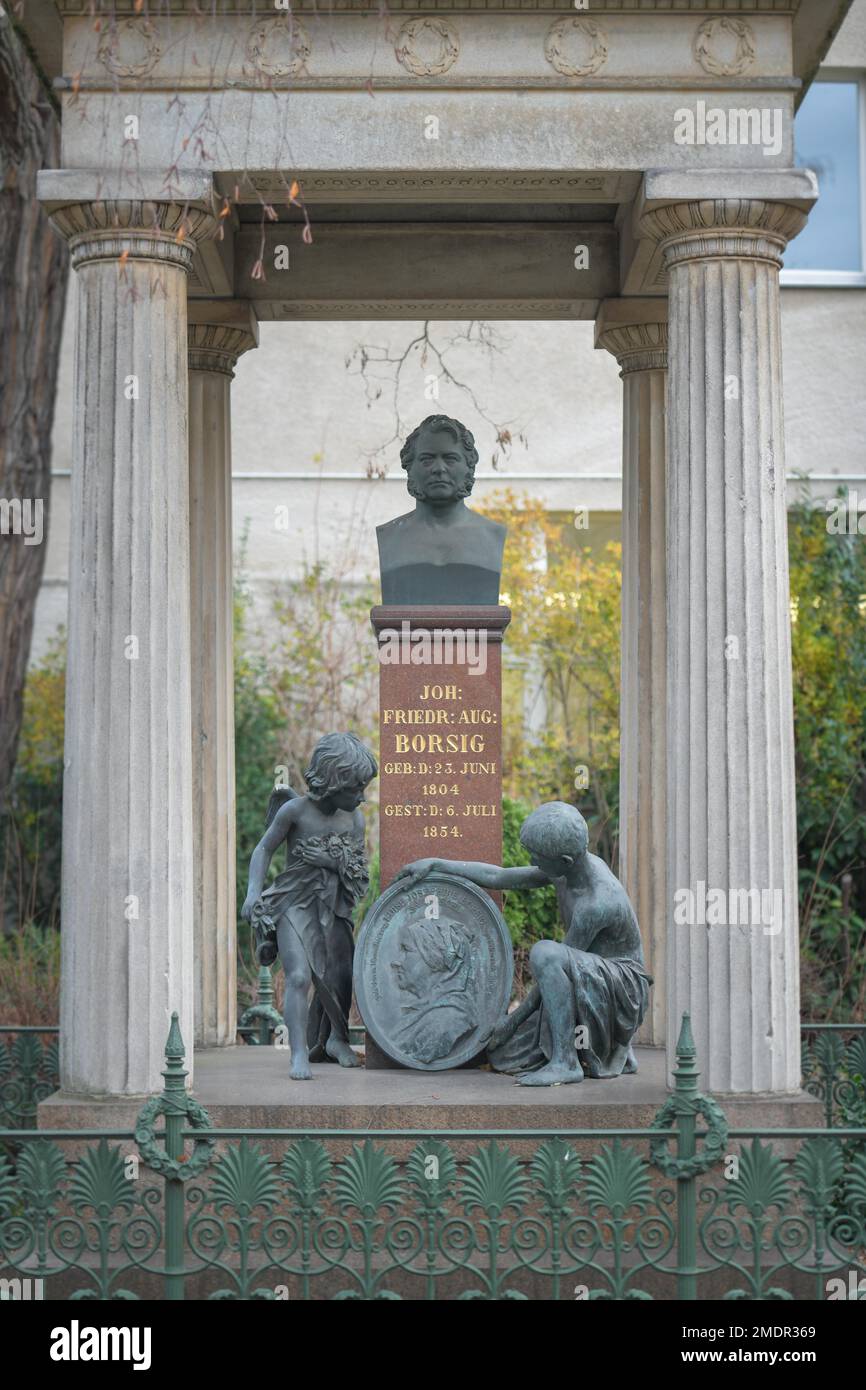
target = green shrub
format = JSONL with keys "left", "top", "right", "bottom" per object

{"left": 1, "top": 634, "right": 65, "bottom": 933}
{"left": 789, "top": 486, "right": 866, "bottom": 1020}
{"left": 0, "top": 921, "right": 60, "bottom": 1025}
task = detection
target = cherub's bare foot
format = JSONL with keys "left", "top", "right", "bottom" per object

{"left": 517, "top": 1059, "right": 584, "bottom": 1087}
{"left": 326, "top": 1036, "right": 361, "bottom": 1068}
{"left": 290, "top": 1054, "right": 312, "bottom": 1080}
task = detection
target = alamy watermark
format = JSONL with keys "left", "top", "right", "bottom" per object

{"left": 674, "top": 101, "right": 784, "bottom": 158}
{"left": 49, "top": 1320, "right": 151, "bottom": 1370}
{"left": 378, "top": 621, "right": 487, "bottom": 677}
{"left": 0, "top": 497, "right": 43, "bottom": 546}
{"left": 1, "top": 1276, "right": 44, "bottom": 1300}
{"left": 673, "top": 881, "right": 783, "bottom": 935}
{"left": 826, "top": 490, "right": 866, "bottom": 534}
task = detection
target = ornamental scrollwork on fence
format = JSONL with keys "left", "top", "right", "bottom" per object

{"left": 182, "top": 1134, "right": 676, "bottom": 1301}
{"left": 0, "top": 1138, "right": 163, "bottom": 1300}
{"left": 1, "top": 1129, "right": 865, "bottom": 1299}
{"left": 650, "top": 1093, "right": 729, "bottom": 1180}
{"left": 0, "top": 1031, "right": 59, "bottom": 1131}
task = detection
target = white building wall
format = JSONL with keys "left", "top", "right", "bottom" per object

{"left": 34, "top": 286, "right": 866, "bottom": 663}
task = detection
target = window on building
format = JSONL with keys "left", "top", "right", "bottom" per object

{"left": 782, "top": 75, "right": 865, "bottom": 287}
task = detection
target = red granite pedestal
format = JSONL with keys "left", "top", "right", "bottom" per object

{"left": 371, "top": 604, "right": 511, "bottom": 887}
{"left": 367, "top": 603, "right": 511, "bottom": 1067}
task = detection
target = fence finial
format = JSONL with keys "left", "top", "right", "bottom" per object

{"left": 163, "top": 1012, "right": 187, "bottom": 1083}
{"left": 676, "top": 1011, "right": 696, "bottom": 1058}
{"left": 673, "top": 1012, "right": 699, "bottom": 1093}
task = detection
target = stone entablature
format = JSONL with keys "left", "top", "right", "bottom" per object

{"left": 61, "top": 10, "right": 793, "bottom": 90}
{"left": 52, "top": 1, "right": 803, "bottom": 178}
{"left": 51, "top": 0, "right": 820, "bottom": 12}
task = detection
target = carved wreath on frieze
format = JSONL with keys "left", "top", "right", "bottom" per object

{"left": 97, "top": 18, "right": 163, "bottom": 79}
{"left": 245, "top": 16, "right": 311, "bottom": 79}
{"left": 544, "top": 17, "right": 609, "bottom": 79}
{"left": 694, "top": 18, "right": 756, "bottom": 78}
{"left": 394, "top": 18, "right": 460, "bottom": 77}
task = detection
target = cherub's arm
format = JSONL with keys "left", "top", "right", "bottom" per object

{"left": 396, "top": 857, "right": 549, "bottom": 891}
{"left": 241, "top": 798, "right": 303, "bottom": 919}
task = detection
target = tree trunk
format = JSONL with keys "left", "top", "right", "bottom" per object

{"left": 0, "top": 15, "right": 68, "bottom": 812}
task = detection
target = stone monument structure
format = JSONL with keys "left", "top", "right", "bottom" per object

{"left": 23, "top": 0, "right": 843, "bottom": 1099}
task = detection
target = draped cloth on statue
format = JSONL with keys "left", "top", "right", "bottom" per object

{"left": 394, "top": 991, "right": 476, "bottom": 1066}
{"left": 488, "top": 949, "right": 652, "bottom": 1078}
{"left": 251, "top": 833, "right": 368, "bottom": 1060}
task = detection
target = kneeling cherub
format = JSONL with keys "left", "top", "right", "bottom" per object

{"left": 397, "top": 800, "right": 651, "bottom": 1086}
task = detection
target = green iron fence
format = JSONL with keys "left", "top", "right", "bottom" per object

{"left": 801, "top": 1025, "right": 866, "bottom": 1130}
{"left": 1, "top": 1014, "right": 865, "bottom": 1300}
{"left": 0, "top": 1026, "right": 59, "bottom": 1131}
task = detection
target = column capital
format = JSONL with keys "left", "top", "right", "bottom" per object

{"left": 640, "top": 197, "right": 810, "bottom": 271}
{"left": 38, "top": 169, "right": 220, "bottom": 272}
{"left": 48, "top": 200, "right": 220, "bottom": 273}
{"left": 595, "top": 298, "right": 668, "bottom": 375}
{"left": 187, "top": 302, "right": 259, "bottom": 377}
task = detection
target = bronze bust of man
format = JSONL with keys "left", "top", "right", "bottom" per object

{"left": 377, "top": 414, "right": 506, "bottom": 605}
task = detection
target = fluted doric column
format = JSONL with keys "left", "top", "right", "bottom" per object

{"left": 641, "top": 195, "right": 810, "bottom": 1092}
{"left": 595, "top": 300, "right": 668, "bottom": 1048}
{"left": 187, "top": 304, "right": 258, "bottom": 1047}
{"left": 49, "top": 199, "right": 216, "bottom": 1094}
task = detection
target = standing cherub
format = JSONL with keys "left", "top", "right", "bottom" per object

{"left": 241, "top": 732, "right": 377, "bottom": 1080}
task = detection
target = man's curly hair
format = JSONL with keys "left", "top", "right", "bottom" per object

{"left": 400, "top": 415, "right": 478, "bottom": 500}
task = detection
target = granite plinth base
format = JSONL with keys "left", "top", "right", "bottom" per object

{"left": 38, "top": 1043, "right": 822, "bottom": 1133}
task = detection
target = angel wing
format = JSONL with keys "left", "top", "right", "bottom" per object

{"left": 265, "top": 784, "right": 299, "bottom": 829}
